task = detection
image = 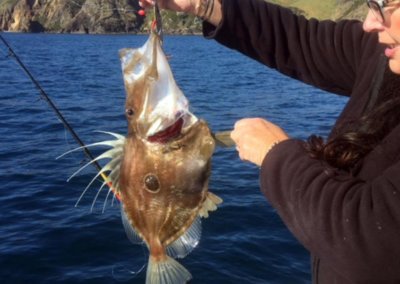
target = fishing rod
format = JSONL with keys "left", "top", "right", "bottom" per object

{"left": 0, "top": 33, "right": 105, "bottom": 175}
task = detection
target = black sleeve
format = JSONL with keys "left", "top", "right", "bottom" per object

{"left": 260, "top": 140, "right": 400, "bottom": 282}
{"left": 203, "top": 0, "right": 377, "bottom": 96}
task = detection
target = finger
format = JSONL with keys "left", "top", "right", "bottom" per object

{"left": 139, "top": 0, "right": 155, "bottom": 8}
{"left": 231, "top": 130, "right": 239, "bottom": 143}
{"left": 234, "top": 118, "right": 250, "bottom": 128}
{"left": 230, "top": 126, "right": 242, "bottom": 143}
{"left": 238, "top": 150, "right": 249, "bottom": 163}
{"left": 232, "top": 119, "right": 251, "bottom": 140}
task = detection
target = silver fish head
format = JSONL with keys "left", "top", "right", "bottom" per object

{"left": 119, "top": 33, "right": 197, "bottom": 143}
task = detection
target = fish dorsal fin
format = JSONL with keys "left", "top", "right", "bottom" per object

{"left": 198, "top": 192, "right": 223, "bottom": 218}
{"left": 120, "top": 205, "right": 144, "bottom": 244}
{"left": 166, "top": 217, "right": 201, "bottom": 259}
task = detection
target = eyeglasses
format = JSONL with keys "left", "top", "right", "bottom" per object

{"left": 366, "top": 0, "right": 400, "bottom": 23}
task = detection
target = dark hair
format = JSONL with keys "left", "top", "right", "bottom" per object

{"left": 306, "top": 69, "right": 400, "bottom": 172}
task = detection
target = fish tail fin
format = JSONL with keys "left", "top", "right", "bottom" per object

{"left": 146, "top": 255, "right": 192, "bottom": 284}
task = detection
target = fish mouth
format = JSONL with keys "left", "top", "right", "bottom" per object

{"left": 120, "top": 32, "right": 198, "bottom": 144}
{"left": 147, "top": 117, "right": 184, "bottom": 143}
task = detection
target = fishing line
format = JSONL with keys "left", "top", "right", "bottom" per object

{"left": 111, "top": 243, "right": 148, "bottom": 281}
{"left": 111, "top": 262, "right": 146, "bottom": 282}
{"left": 0, "top": 33, "right": 109, "bottom": 180}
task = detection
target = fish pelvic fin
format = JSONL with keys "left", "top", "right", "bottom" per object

{"left": 198, "top": 192, "right": 223, "bottom": 218}
{"left": 146, "top": 255, "right": 192, "bottom": 284}
{"left": 120, "top": 204, "right": 144, "bottom": 244}
{"left": 166, "top": 217, "right": 201, "bottom": 259}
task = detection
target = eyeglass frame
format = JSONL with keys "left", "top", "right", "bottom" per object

{"left": 367, "top": 0, "right": 400, "bottom": 23}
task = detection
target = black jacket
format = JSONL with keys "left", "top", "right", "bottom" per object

{"left": 204, "top": 0, "right": 400, "bottom": 283}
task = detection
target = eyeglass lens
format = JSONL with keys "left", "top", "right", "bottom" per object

{"left": 367, "top": 0, "right": 385, "bottom": 23}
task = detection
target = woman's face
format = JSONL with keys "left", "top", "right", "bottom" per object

{"left": 364, "top": 3, "right": 400, "bottom": 74}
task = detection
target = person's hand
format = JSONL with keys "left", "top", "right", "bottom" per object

{"left": 139, "top": 0, "right": 222, "bottom": 26}
{"left": 231, "top": 118, "right": 289, "bottom": 166}
{"left": 139, "top": 0, "right": 197, "bottom": 15}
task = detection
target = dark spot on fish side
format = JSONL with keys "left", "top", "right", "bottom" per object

{"left": 144, "top": 174, "right": 160, "bottom": 193}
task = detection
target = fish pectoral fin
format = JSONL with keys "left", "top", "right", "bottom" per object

{"left": 166, "top": 217, "right": 201, "bottom": 259}
{"left": 120, "top": 205, "right": 144, "bottom": 244}
{"left": 198, "top": 192, "right": 223, "bottom": 218}
{"left": 147, "top": 255, "right": 192, "bottom": 284}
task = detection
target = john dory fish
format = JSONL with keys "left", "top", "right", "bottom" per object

{"left": 66, "top": 30, "right": 223, "bottom": 283}
{"left": 119, "top": 30, "right": 223, "bottom": 283}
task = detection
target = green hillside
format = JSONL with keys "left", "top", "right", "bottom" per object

{"left": 0, "top": 0, "right": 369, "bottom": 33}
{"left": 270, "top": 0, "right": 367, "bottom": 20}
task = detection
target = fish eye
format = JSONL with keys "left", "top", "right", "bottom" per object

{"left": 126, "top": 109, "right": 134, "bottom": 116}
{"left": 144, "top": 174, "right": 160, "bottom": 193}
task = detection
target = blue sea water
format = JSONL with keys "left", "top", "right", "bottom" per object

{"left": 0, "top": 33, "right": 348, "bottom": 284}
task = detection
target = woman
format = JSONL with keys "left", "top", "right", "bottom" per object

{"left": 140, "top": 0, "right": 400, "bottom": 283}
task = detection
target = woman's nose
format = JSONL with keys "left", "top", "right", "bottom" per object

{"left": 363, "top": 10, "right": 385, "bottom": 32}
